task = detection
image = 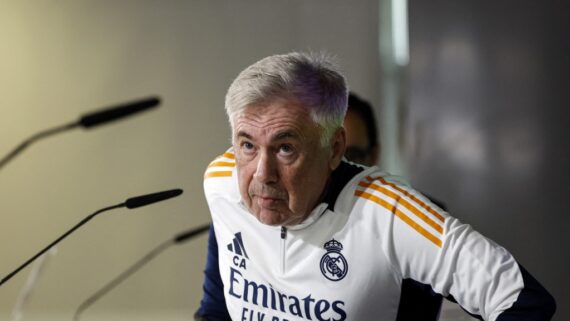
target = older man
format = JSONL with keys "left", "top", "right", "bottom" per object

{"left": 196, "top": 52, "right": 555, "bottom": 321}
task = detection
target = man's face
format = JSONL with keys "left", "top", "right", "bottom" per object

{"left": 233, "top": 98, "right": 344, "bottom": 226}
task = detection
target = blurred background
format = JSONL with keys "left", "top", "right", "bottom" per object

{"left": 0, "top": 1, "right": 567, "bottom": 320}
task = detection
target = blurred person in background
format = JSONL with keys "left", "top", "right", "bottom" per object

{"left": 344, "top": 93, "right": 380, "bottom": 166}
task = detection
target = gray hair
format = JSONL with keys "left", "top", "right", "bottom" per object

{"left": 225, "top": 52, "right": 348, "bottom": 146}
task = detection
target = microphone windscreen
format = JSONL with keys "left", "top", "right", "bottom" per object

{"left": 174, "top": 224, "right": 210, "bottom": 244}
{"left": 79, "top": 96, "right": 160, "bottom": 128}
{"left": 125, "top": 189, "right": 183, "bottom": 209}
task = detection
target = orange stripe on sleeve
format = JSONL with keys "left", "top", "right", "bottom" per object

{"left": 358, "top": 181, "right": 443, "bottom": 234}
{"left": 366, "top": 177, "right": 445, "bottom": 223}
{"left": 355, "top": 190, "right": 442, "bottom": 247}
{"left": 207, "top": 161, "right": 235, "bottom": 168}
{"left": 204, "top": 171, "right": 233, "bottom": 179}
{"left": 223, "top": 152, "right": 235, "bottom": 160}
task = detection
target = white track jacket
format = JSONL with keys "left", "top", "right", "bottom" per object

{"left": 197, "top": 150, "right": 555, "bottom": 321}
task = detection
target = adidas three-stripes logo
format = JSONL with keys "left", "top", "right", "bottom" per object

{"left": 227, "top": 232, "right": 249, "bottom": 259}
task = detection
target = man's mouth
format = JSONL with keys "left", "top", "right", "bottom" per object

{"left": 255, "top": 195, "right": 282, "bottom": 207}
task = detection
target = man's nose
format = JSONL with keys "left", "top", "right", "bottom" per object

{"left": 254, "top": 151, "right": 278, "bottom": 184}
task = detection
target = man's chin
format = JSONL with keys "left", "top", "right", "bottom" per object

{"left": 256, "top": 209, "right": 286, "bottom": 226}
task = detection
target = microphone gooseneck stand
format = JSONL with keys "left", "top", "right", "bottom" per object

{"left": 73, "top": 224, "right": 211, "bottom": 321}
{"left": 0, "top": 122, "right": 79, "bottom": 170}
{"left": 0, "top": 188, "right": 183, "bottom": 288}
{"left": 10, "top": 247, "right": 57, "bottom": 321}
{"left": 0, "top": 203, "right": 124, "bottom": 287}
{"left": 0, "top": 95, "right": 165, "bottom": 319}
{"left": 0, "top": 95, "right": 165, "bottom": 321}
{"left": 0, "top": 96, "right": 160, "bottom": 171}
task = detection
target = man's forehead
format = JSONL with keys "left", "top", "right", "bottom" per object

{"left": 236, "top": 126, "right": 303, "bottom": 142}
{"left": 236, "top": 99, "right": 315, "bottom": 123}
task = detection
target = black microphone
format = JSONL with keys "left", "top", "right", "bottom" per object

{"left": 0, "top": 96, "right": 160, "bottom": 171}
{"left": 73, "top": 223, "right": 211, "bottom": 321}
{"left": 0, "top": 188, "right": 183, "bottom": 287}
{"left": 125, "top": 189, "right": 183, "bottom": 209}
{"left": 78, "top": 96, "right": 160, "bottom": 128}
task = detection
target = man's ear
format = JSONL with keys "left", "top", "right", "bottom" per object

{"left": 329, "top": 127, "right": 346, "bottom": 171}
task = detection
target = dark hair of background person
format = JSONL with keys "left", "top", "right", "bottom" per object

{"left": 344, "top": 92, "right": 380, "bottom": 166}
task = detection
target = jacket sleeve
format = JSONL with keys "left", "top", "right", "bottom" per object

{"left": 389, "top": 205, "right": 556, "bottom": 321}
{"left": 494, "top": 264, "right": 556, "bottom": 321}
{"left": 367, "top": 175, "right": 556, "bottom": 321}
{"left": 195, "top": 224, "right": 232, "bottom": 321}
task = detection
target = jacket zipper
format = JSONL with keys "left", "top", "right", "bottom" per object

{"left": 280, "top": 226, "right": 287, "bottom": 274}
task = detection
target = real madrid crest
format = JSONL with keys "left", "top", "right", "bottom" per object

{"left": 320, "top": 239, "right": 348, "bottom": 281}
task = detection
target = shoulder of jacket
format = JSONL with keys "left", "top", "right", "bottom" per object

{"left": 347, "top": 169, "right": 448, "bottom": 248}
{"left": 203, "top": 147, "right": 238, "bottom": 197}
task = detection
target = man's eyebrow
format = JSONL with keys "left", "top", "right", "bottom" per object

{"left": 236, "top": 131, "right": 252, "bottom": 139}
{"left": 273, "top": 130, "right": 299, "bottom": 141}
{"left": 235, "top": 130, "right": 300, "bottom": 141}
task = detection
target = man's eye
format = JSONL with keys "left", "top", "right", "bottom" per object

{"left": 279, "top": 144, "right": 294, "bottom": 154}
{"left": 241, "top": 142, "right": 256, "bottom": 154}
